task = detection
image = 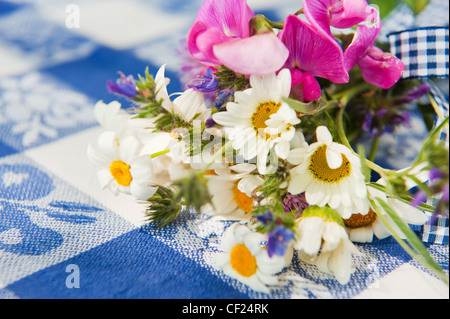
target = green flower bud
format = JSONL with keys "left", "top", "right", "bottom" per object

{"left": 249, "top": 14, "right": 274, "bottom": 36}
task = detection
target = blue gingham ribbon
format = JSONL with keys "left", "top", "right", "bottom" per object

{"left": 389, "top": 27, "right": 449, "bottom": 79}
{"left": 389, "top": 27, "right": 449, "bottom": 245}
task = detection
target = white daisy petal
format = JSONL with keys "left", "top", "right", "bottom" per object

{"left": 316, "top": 126, "right": 333, "bottom": 144}
{"left": 326, "top": 147, "right": 343, "bottom": 169}
{"left": 274, "top": 140, "right": 290, "bottom": 159}
{"left": 371, "top": 217, "right": 391, "bottom": 240}
{"left": 349, "top": 226, "right": 374, "bottom": 243}
{"left": 213, "top": 112, "right": 247, "bottom": 127}
{"left": 119, "top": 136, "right": 141, "bottom": 164}
{"left": 129, "top": 182, "right": 157, "bottom": 200}
{"left": 388, "top": 198, "right": 428, "bottom": 225}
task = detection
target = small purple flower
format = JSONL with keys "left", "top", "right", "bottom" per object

{"left": 267, "top": 226, "right": 295, "bottom": 258}
{"left": 106, "top": 71, "right": 137, "bottom": 98}
{"left": 256, "top": 210, "right": 274, "bottom": 226}
{"left": 188, "top": 68, "right": 219, "bottom": 93}
{"left": 282, "top": 192, "right": 309, "bottom": 217}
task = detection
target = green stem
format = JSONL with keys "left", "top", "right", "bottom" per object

{"left": 336, "top": 105, "right": 352, "bottom": 150}
{"left": 150, "top": 149, "right": 170, "bottom": 158}
{"left": 267, "top": 20, "right": 284, "bottom": 29}
{"left": 368, "top": 134, "right": 380, "bottom": 162}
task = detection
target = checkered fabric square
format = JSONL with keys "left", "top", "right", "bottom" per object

{"left": 389, "top": 27, "right": 449, "bottom": 79}
{"left": 423, "top": 212, "right": 450, "bottom": 245}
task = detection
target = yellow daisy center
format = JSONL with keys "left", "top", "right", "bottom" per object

{"left": 233, "top": 182, "right": 253, "bottom": 214}
{"left": 110, "top": 160, "right": 132, "bottom": 186}
{"left": 309, "top": 145, "right": 351, "bottom": 183}
{"left": 251, "top": 101, "right": 281, "bottom": 138}
{"left": 230, "top": 243, "right": 258, "bottom": 277}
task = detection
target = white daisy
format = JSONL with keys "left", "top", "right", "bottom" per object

{"left": 215, "top": 223, "right": 292, "bottom": 294}
{"left": 294, "top": 206, "right": 360, "bottom": 284}
{"left": 94, "top": 100, "right": 131, "bottom": 137}
{"left": 288, "top": 126, "right": 369, "bottom": 219}
{"left": 212, "top": 69, "right": 300, "bottom": 175}
{"left": 155, "top": 64, "right": 211, "bottom": 123}
{"left": 154, "top": 64, "right": 172, "bottom": 112}
{"left": 87, "top": 131, "right": 158, "bottom": 200}
{"left": 172, "top": 88, "right": 211, "bottom": 123}
{"left": 344, "top": 184, "right": 428, "bottom": 243}
{"left": 206, "top": 164, "right": 263, "bottom": 220}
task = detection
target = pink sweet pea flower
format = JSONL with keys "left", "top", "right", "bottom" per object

{"left": 187, "top": 0, "right": 288, "bottom": 76}
{"left": 279, "top": 15, "right": 349, "bottom": 102}
{"left": 303, "top": 0, "right": 373, "bottom": 38}
{"left": 343, "top": 9, "right": 405, "bottom": 89}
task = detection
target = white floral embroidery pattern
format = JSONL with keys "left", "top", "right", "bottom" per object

{"left": 0, "top": 72, "right": 97, "bottom": 147}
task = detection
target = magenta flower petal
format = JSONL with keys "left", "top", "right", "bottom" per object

{"left": 195, "top": 0, "right": 253, "bottom": 38}
{"left": 291, "top": 71, "right": 322, "bottom": 102}
{"left": 302, "top": 0, "right": 336, "bottom": 38}
{"left": 343, "top": 7, "right": 381, "bottom": 72}
{"left": 280, "top": 15, "right": 349, "bottom": 83}
{"left": 358, "top": 47, "right": 405, "bottom": 89}
{"left": 329, "top": 0, "right": 372, "bottom": 29}
{"left": 213, "top": 32, "right": 289, "bottom": 76}
{"left": 290, "top": 69, "right": 304, "bottom": 86}
{"left": 188, "top": 21, "right": 230, "bottom": 66}
{"left": 303, "top": 0, "right": 372, "bottom": 37}
{"left": 187, "top": 0, "right": 254, "bottom": 67}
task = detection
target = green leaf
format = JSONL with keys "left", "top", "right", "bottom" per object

{"left": 283, "top": 97, "right": 335, "bottom": 115}
{"left": 357, "top": 145, "right": 372, "bottom": 183}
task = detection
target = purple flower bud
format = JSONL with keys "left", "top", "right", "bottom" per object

{"left": 376, "top": 109, "right": 388, "bottom": 117}
{"left": 205, "top": 117, "right": 216, "bottom": 128}
{"left": 429, "top": 167, "right": 445, "bottom": 182}
{"left": 399, "top": 83, "right": 430, "bottom": 104}
{"left": 267, "top": 226, "right": 295, "bottom": 258}
{"left": 362, "top": 112, "right": 373, "bottom": 132}
{"left": 282, "top": 193, "right": 309, "bottom": 217}
{"left": 442, "top": 184, "right": 449, "bottom": 203}
{"left": 106, "top": 71, "right": 137, "bottom": 98}
{"left": 214, "top": 90, "right": 234, "bottom": 110}
{"left": 411, "top": 190, "right": 428, "bottom": 207}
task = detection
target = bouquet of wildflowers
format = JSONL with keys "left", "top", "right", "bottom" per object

{"left": 87, "top": 0, "right": 449, "bottom": 292}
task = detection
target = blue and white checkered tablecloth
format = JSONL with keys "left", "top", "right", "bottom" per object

{"left": 0, "top": 0, "right": 448, "bottom": 300}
